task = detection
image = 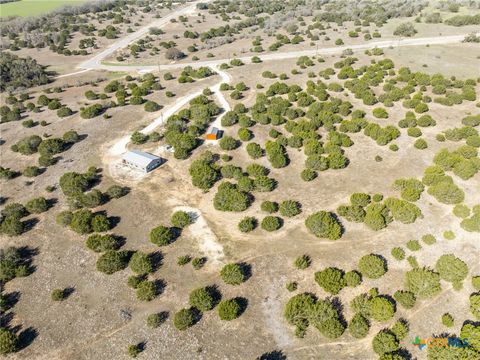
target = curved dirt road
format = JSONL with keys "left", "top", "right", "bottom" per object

{"left": 108, "top": 64, "right": 231, "bottom": 159}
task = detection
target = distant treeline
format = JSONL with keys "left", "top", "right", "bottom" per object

{"left": 0, "top": 0, "right": 20, "bottom": 4}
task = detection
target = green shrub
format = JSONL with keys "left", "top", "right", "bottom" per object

{"left": 261, "top": 201, "right": 278, "bottom": 213}
{"left": 286, "top": 281, "right": 298, "bottom": 292}
{"left": 220, "top": 263, "right": 246, "bottom": 285}
{"left": 80, "top": 104, "right": 104, "bottom": 119}
{"left": 86, "top": 234, "right": 119, "bottom": 252}
{"left": 372, "top": 330, "right": 399, "bottom": 355}
{"left": 369, "top": 296, "right": 395, "bottom": 322}
{"left": 472, "top": 276, "right": 480, "bottom": 291}
{"left": 294, "top": 255, "right": 311, "bottom": 270}
{"left": 57, "top": 106, "right": 73, "bottom": 117}
{"left": 305, "top": 211, "right": 343, "bottom": 240}
{"left": 51, "top": 288, "right": 66, "bottom": 301}
{"left": 238, "top": 217, "right": 256, "bottom": 232}
{"left": 22, "top": 166, "right": 41, "bottom": 177}
{"left": 150, "top": 225, "right": 174, "bottom": 246}
{"left": 177, "top": 255, "right": 191, "bottom": 266}
{"left": 246, "top": 163, "right": 268, "bottom": 177}
{"left": 345, "top": 270, "right": 362, "bottom": 287}
{"left": 127, "top": 344, "right": 142, "bottom": 358}
{"left": 443, "top": 230, "right": 455, "bottom": 240}
{"left": 261, "top": 216, "right": 282, "bottom": 231}
{"left": 144, "top": 100, "right": 161, "bottom": 112}
{"left": 435, "top": 254, "right": 468, "bottom": 284}
{"left": 407, "top": 127, "right": 422, "bottom": 138}
{"left": 391, "top": 247, "right": 405, "bottom": 260}
{"left": 173, "top": 308, "right": 195, "bottom": 330}
{"left": 349, "top": 313, "right": 370, "bottom": 339}
{"left": 213, "top": 181, "right": 250, "bottom": 211}
{"left": 25, "top": 197, "right": 48, "bottom": 214}
{"left": 131, "top": 131, "right": 148, "bottom": 145}
{"left": 189, "top": 287, "right": 215, "bottom": 312}
{"left": 421, "top": 234, "right": 436, "bottom": 245}
{"left": 106, "top": 185, "right": 127, "bottom": 199}
{"left": 146, "top": 312, "right": 165, "bottom": 328}
{"left": 351, "top": 193, "right": 371, "bottom": 207}
{"left": 453, "top": 204, "right": 471, "bottom": 218}
{"left": 442, "top": 313, "right": 454, "bottom": 327}
{"left": 393, "top": 290, "right": 416, "bottom": 309}
{"left": 391, "top": 320, "right": 409, "bottom": 340}
{"left": 96, "top": 250, "right": 130, "bottom": 274}
{"left": 136, "top": 280, "right": 157, "bottom": 301}
{"left": 407, "top": 255, "right": 419, "bottom": 268}
{"left": 373, "top": 108, "right": 388, "bottom": 118}
{"left": 218, "top": 298, "right": 242, "bottom": 320}
{"left": 393, "top": 22, "right": 417, "bottom": 37}
{"left": 129, "top": 252, "right": 154, "bottom": 275}
{"left": 471, "top": 293, "right": 480, "bottom": 319}
{"left": 279, "top": 200, "right": 301, "bottom": 217}
{"left": 238, "top": 128, "right": 252, "bottom": 141}
{"left": 253, "top": 176, "right": 275, "bottom": 192}
{"left": 405, "top": 267, "right": 441, "bottom": 298}
{"left": 192, "top": 257, "right": 206, "bottom": 270}
{"left": 70, "top": 209, "right": 94, "bottom": 234}
{"left": 314, "top": 267, "right": 345, "bottom": 295}
{"left": 0, "top": 328, "right": 18, "bottom": 355}
{"left": 219, "top": 136, "right": 238, "bottom": 150}
{"left": 246, "top": 143, "right": 263, "bottom": 159}
{"left": 171, "top": 211, "right": 191, "bottom": 228}
{"left": 91, "top": 214, "right": 111, "bottom": 232}
{"left": 406, "top": 240, "right": 421, "bottom": 251}
{"left": 358, "top": 254, "right": 387, "bottom": 279}
{"left": 301, "top": 168, "right": 317, "bottom": 181}
{"left": 414, "top": 138, "right": 428, "bottom": 149}
{"left": 384, "top": 197, "right": 422, "bottom": 224}
{"left": 127, "top": 275, "right": 145, "bottom": 289}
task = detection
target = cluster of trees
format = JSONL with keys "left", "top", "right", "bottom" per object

{"left": 460, "top": 205, "right": 480, "bottom": 233}
{"left": 314, "top": 267, "right": 362, "bottom": 295}
{"left": 284, "top": 293, "right": 345, "bottom": 339}
{"left": 392, "top": 178, "right": 424, "bottom": 202}
{"left": 178, "top": 66, "right": 215, "bottom": 83}
{"left": 0, "top": 198, "right": 50, "bottom": 236}
{"left": 174, "top": 283, "right": 245, "bottom": 330}
{"left": 164, "top": 95, "right": 220, "bottom": 159}
{"left": 337, "top": 192, "right": 422, "bottom": 230}
{"left": 11, "top": 130, "right": 80, "bottom": 168}
{"left": 0, "top": 52, "right": 50, "bottom": 91}
{"left": 56, "top": 208, "right": 111, "bottom": 235}
{"left": 0, "top": 0, "right": 158, "bottom": 57}
{"left": 0, "top": 246, "right": 35, "bottom": 354}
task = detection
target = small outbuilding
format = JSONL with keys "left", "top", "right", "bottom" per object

{"left": 122, "top": 150, "right": 163, "bottom": 173}
{"left": 205, "top": 127, "right": 221, "bottom": 140}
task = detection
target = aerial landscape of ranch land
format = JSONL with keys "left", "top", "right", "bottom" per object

{"left": 0, "top": 0, "right": 479, "bottom": 359}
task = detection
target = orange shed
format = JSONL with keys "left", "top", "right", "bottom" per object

{"left": 206, "top": 127, "right": 220, "bottom": 140}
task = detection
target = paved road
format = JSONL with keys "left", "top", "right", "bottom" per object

{"left": 82, "top": 32, "right": 478, "bottom": 73}
{"left": 76, "top": 0, "right": 206, "bottom": 73}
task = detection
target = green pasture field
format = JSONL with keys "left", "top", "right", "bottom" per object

{"left": 0, "top": 0, "right": 87, "bottom": 17}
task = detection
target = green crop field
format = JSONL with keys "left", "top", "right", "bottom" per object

{"left": 0, "top": 0, "right": 87, "bottom": 17}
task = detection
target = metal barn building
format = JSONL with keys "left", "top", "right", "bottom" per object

{"left": 122, "top": 150, "right": 163, "bottom": 173}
